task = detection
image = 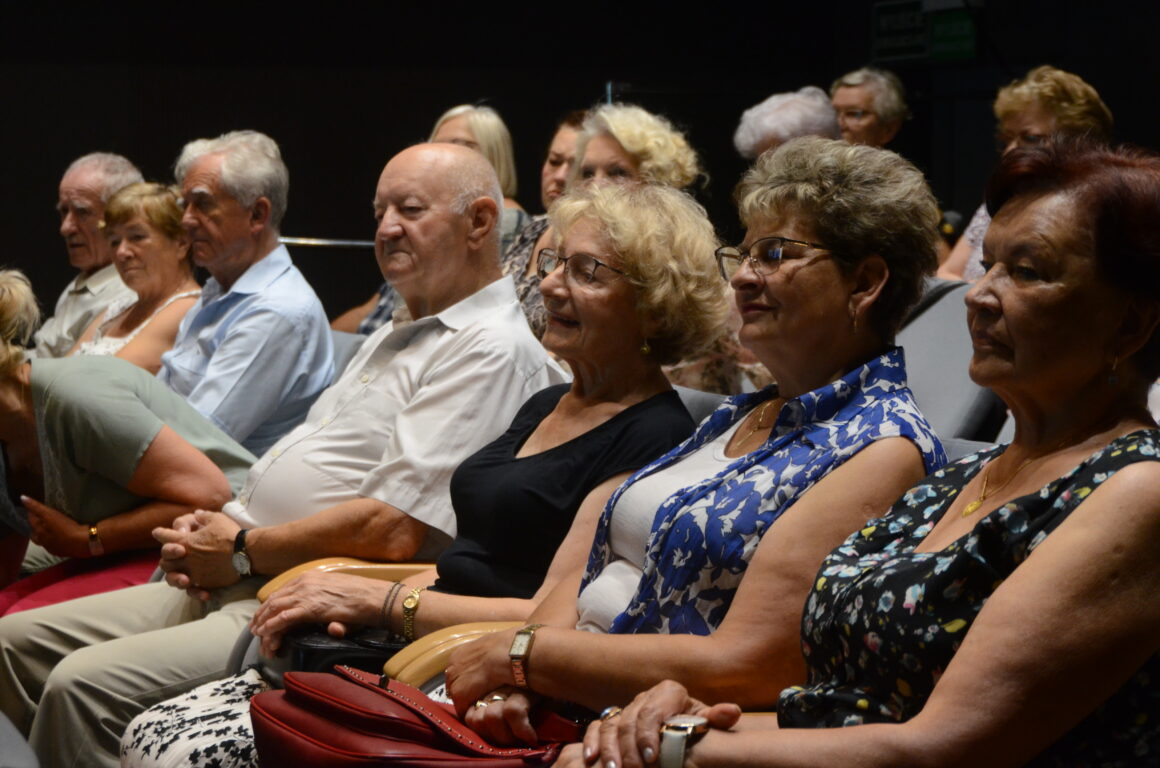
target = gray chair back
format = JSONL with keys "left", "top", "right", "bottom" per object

{"left": 897, "top": 279, "right": 1008, "bottom": 443}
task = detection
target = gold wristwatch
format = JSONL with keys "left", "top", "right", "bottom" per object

{"left": 87, "top": 525, "right": 104, "bottom": 557}
{"left": 401, "top": 587, "right": 424, "bottom": 641}
{"left": 508, "top": 623, "right": 545, "bottom": 688}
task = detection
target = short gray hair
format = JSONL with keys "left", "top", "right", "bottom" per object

{"left": 830, "top": 67, "right": 910, "bottom": 123}
{"left": 64, "top": 153, "right": 143, "bottom": 203}
{"left": 175, "top": 130, "right": 289, "bottom": 229}
{"left": 733, "top": 87, "right": 840, "bottom": 159}
{"left": 735, "top": 136, "right": 939, "bottom": 339}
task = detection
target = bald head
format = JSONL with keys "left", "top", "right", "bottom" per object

{"left": 373, "top": 143, "right": 504, "bottom": 318}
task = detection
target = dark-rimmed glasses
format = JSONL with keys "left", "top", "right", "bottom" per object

{"left": 537, "top": 248, "right": 628, "bottom": 288}
{"left": 714, "top": 236, "right": 832, "bottom": 281}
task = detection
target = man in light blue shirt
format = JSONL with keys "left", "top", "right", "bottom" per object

{"left": 158, "top": 130, "right": 334, "bottom": 455}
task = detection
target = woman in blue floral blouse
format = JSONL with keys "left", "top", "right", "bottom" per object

{"left": 574, "top": 141, "right": 1160, "bottom": 768}
{"left": 445, "top": 137, "right": 946, "bottom": 742}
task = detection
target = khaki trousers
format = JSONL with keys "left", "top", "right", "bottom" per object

{"left": 0, "top": 579, "right": 261, "bottom": 768}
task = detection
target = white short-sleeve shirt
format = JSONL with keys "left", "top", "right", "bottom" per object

{"left": 223, "top": 276, "right": 566, "bottom": 559}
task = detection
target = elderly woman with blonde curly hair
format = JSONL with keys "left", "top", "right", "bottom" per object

{"left": 120, "top": 181, "right": 729, "bottom": 767}
{"left": 572, "top": 103, "right": 703, "bottom": 189}
{"left": 939, "top": 64, "right": 1113, "bottom": 281}
{"left": 443, "top": 136, "right": 946, "bottom": 746}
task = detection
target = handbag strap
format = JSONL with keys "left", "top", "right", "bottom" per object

{"left": 333, "top": 666, "right": 562, "bottom": 758}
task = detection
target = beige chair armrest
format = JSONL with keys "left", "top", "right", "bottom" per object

{"left": 384, "top": 620, "right": 523, "bottom": 686}
{"left": 257, "top": 557, "right": 436, "bottom": 602}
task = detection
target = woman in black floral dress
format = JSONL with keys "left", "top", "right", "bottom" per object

{"left": 570, "top": 141, "right": 1160, "bottom": 768}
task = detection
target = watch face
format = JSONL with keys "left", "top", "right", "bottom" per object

{"left": 664, "top": 715, "right": 709, "bottom": 733}
{"left": 232, "top": 551, "right": 251, "bottom": 576}
{"left": 403, "top": 595, "right": 419, "bottom": 609}
{"left": 510, "top": 633, "right": 533, "bottom": 657}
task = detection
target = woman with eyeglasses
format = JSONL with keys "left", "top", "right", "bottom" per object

{"left": 442, "top": 136, "right": 945, "bottom": 745}
{"left": 938, "top": 65, "right": 1112, "bottom": 281}
{"left": 120, "top": 181, "right": 723, "bottom": 767}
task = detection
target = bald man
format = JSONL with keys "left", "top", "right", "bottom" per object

{"left": 0, "top": 144, "right": 565, "bottom": 768}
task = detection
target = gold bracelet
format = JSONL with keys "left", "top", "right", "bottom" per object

{"left": 401, "top": 587, "right": 424, "bottom": 642}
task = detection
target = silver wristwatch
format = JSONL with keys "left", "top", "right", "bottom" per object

{"left": 659, "top": 714, "right": 709, "bottom": 768}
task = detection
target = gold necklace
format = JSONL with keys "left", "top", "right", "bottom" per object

{"left": 741, "top": 399, "right": 779, "bottom": 442}
{"left": 961, "top": 455, "right": 1034, "bottom": 517}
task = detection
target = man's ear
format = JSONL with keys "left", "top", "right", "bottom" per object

{"left": 249, "top": 197, "right": 272, "bottom": 234}
{"left": 465, "top": 196, "right": 499, "bottom": 247}
{"left": 848, "top": 254, "right": 889, "bottom": 326}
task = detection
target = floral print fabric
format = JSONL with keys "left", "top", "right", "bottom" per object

{"left": 780, "top": 430, "right": 1160, "bottom": 766}
{"left": 582, "top": 347, "right": 946, "bottom": 636}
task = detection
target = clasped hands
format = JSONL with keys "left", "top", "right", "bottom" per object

{"left": 152, "top": 509, "right": 244, "bottom": 600}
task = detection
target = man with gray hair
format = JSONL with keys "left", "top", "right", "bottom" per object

{"left": 0, "top": 143, "right": 565, "bottom": 767}
{"left": 733, "top": 85, "right": 841, "bottom": 160}
{"left": 158, "top": 130, "right": 334, "bottom": 455}
{"left": 31, "top": 152, "right": 142, "bottom": 357}
{"left": 830, "top": 66, "right": 909, "bottom": 148}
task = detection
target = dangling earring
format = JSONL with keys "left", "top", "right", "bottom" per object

{"left": 1109, "top": 356, "right": 1119, "bottom": 385}
{"left": 641, "top": 340, "right": 651, "bottom": 356}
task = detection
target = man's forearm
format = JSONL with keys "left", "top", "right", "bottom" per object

{"left": 244, "top": 497, "right": 429, "bottom": 576}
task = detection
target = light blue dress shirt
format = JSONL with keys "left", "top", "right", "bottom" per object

{"left": 157, "top": 245, "right": 334, "bottom": 455}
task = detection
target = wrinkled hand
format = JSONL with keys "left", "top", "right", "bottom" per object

{"left": 463, "top": 687, "right": 542, "bottom": 746}
{"left": 250, "top": 572, "right": 390, "bottom": 657}
{"left": 445, "top": 627, "right": 520, "bottom": 718}
{"left": 22, "top": 495, "right": 88, "bottom": 559}
{"left": 583, "top": 681, "right": 740, "bottom": 768}
{"left": 153, "top": 509, "right": 242, "bottom": 598}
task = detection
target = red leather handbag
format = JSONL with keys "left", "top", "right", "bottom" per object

{"left": 251, "top": 666, "right": 580, "bottom": 767}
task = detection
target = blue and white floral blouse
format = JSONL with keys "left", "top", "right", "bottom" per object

{"left": 580, "top": 347, "right": 946, "bottom": 636}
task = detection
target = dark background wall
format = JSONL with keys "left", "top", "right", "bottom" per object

{"left": 3, "top": 2, "right": 1157, "bottom": 319}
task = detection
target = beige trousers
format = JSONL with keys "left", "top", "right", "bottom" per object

{"left": 0, "top": 579, "right": 261, "bottom": 768}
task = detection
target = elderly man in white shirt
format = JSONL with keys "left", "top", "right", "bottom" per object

{"left": 0, "top": 143, "right": 566, "bottom": 768}
{"left": 30, "top": 152, "right": 142, "bottom": 358}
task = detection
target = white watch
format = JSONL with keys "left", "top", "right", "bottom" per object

{"left": 659, "top": 714, "right": 709, "bottom": 768}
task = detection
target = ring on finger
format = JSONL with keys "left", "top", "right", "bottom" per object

{"left": 599, "top": 706, "right": 623, "bottom": 721}
{"left": 489, "top": 694, "right": 508, "bottom": 703}
{"left": 474, "top": 699, "right": 490, "bottom": 709}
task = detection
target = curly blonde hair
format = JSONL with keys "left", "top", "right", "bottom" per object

{"left": 735, "top": 137, "right": 939, "bottom": 339}
{"left": 0, "top": 270, "right": 40, "bottom": 376}
{"left": 994, "top": 65, "right": 1113, "bottom": 143}
{"left": 572, "top": 104, "right": 704, "bottom": 190}
{"left": 549, "top": 184, "right": 728, "bottom": 365}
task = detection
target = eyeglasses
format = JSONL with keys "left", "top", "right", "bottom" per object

{"left": 537, "top": 248, "right": 628, "bottom": 288}
{"left": 836, "top": 108, "right": 873, "bottom": 121}
{"left": 714, "top": 236, "right": 832, "bottom": 281}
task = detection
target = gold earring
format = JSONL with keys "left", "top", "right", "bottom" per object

{"left": 1109, "top": 356, "right": 1119, "bottom": 385}
{"left": 641, "top": 340, "right": 651, "bottom": 356}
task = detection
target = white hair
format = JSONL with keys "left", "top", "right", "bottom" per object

{"left": 175, "top": 130, "right": 289, "bottom": 229}
{"left": 64, "top": 153, "right": 143, "bottom": 203}
{"left": 733, "top": 86, "right": 840, "bottom": 159}
{"left": 830, "top": 67, "right": 910, "bottom": 123}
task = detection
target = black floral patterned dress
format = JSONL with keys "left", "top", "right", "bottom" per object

{"left": 779, "top": 430, "right": 1160, "bottom": 766}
